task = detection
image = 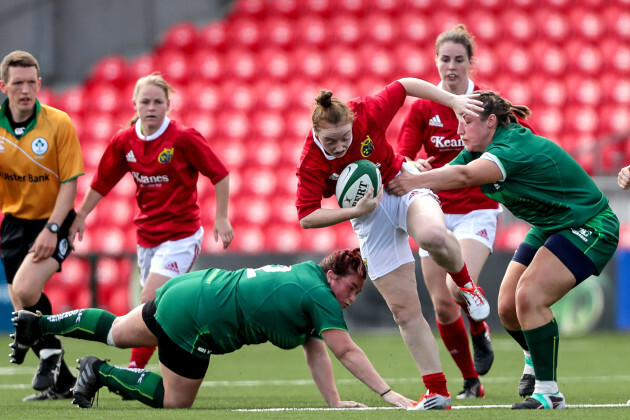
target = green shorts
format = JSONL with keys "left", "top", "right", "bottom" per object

{"left": 524, "top": 206, "right": 619, "bottom": 275}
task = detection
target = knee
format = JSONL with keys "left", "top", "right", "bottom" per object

{"left": 12, "top": 283, "right": 39, "bottom": 308}
{"left": 389, "top": 303, "right": 420, "bottom": 327}
{"left": 432, "top": 296, "right": 459, "bottom": 324}
{"left": 497, "top": 296, "right": 518, "bottom": 326}
{"left": 416, "top": 226, "right": 448, "bottom": 253}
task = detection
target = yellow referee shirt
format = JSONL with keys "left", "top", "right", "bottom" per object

{"left": 0, "top": 99, "right": 84, "bottom": 220}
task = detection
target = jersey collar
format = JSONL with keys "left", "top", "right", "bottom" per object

{"left": 311, "top": 128, "right": 353, "bottom": 161}
{"left": 135, "top": 116, "right": 170, "bottom": 141}
{"left": 437, "top": 78, "right": 475, "bottom": 94}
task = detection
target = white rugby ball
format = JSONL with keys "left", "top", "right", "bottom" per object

{"left": 336, "top": 160, "right": 382, "bottom": 208}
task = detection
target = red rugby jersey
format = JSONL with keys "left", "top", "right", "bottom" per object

{"left": 296, "top": 81, "right": 406, "bottom": 220}
{"left": 396, "top": 81, "right": 499, "bottom": 214}
{"left": 91, "top": 119, "right": 228, "bottom": 247}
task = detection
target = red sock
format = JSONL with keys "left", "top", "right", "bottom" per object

{"left": 129, "top": 346, "right": 156, "bottom": 369}
{"left": 437, "top": 316, "right": 478, "bottom": 379}
{"left": 422, "top": 372, "right": 449, "bottom": 397}
{"left": 456, "top": 288, "right": 487, "bottom": 335}
{"left": 447, "top": 264, "right": 472, "bottom": 288}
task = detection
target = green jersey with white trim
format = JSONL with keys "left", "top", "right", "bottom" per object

{"left": 154, "top": 261, "right": 347, "bottom": 356}
{"left": 450, "top": 123, "right": 608, "bottom": 232}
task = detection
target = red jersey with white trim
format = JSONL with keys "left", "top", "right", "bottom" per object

{"left": 397, "top": 82, "right": 499, "bottom": 214}
{"left": 91, "top": 119, "right": 228, "bottom": 247}
{"left": 296, "top": 81, "right": 406, "bottom": 220}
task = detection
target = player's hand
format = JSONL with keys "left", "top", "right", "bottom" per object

{"left": 214, "top": 216, "right": 234, "bottom": 249}
{"left": 68, "top": 214, "right": 87, "bottom": 249}
{"left": 334, "top": 400, "right": 367, "bottom": 408}
{"left": 452, "top": 93, "right": 484, "bottom": 124}
{"left": 413, "top": 156, "right": 435, "bottom": 172}
{"left": 386, "top": 166, "right": 418, "bottom": 196}
{"left": 618, "top": 165, "right": 630, "bottom": 190}
{"left": 354, "top": 187, "right": 382, "bottom": 217}
{"left": 382, "top": 390, "right": 415, "bottom": 408}
{"left": 29, "top": 230, "right": 57, "bottom": 262}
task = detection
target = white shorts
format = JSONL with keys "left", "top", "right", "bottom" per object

{"left": 351, "top": 186, "right": 437, "bottom": 281}
{"left": 418, "top": 208, "right": 503, "bottom": 257}
{"left": 137, "top": 227, "right": 203, "bottom": 287}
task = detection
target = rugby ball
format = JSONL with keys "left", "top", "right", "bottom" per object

{"left": 336, "top": 160, "right": 382, "bottom": 208}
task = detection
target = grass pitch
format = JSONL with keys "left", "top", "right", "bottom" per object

{"left": 0, "top": 331, "right": 629, "bottom": 419}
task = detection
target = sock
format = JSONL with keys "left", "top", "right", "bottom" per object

{"left": 99, "top": 362, "right": 164, "bottom": 408}
{"left": 505, "top": 328, "right": 529, "bottom": 351}
{"left": 447, "top": 264, "right": 473, "bottom": 288}
{"left": 455, "top": 299, "right": 486, "bottom": 335}
{"left": 129, "top": 346, "right": 157, "bottom": 369}
{"left": 437, "top": 316, "right": 477, "bottom": 379}
{"left": 523, "top": 350, "right": 534, "bottom": 375}
{"left": 422, "top": 372, "right": 449, "bottom": 397}
{"left": 41, "top": 308, "right": 116, "bottom": 343}
{"left": 24, "top": 293, "right": 63, "bottom": 355}
{"left": 522, "top": 318, "right": 559, "bottom": 382}
{"left": 54, "top": 359, "right": 76, "bottom": 390}
{"left": 534, "top": 379, "right": 559, "bottom": 395}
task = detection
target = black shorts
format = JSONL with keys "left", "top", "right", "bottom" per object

{"left": 142, "top": 300, "right": 210, "bottom": 380}
{"left": 0, "top": 210, "right": 76, "bottom": 284}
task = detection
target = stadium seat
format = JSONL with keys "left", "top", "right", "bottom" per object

{"left": 267, "top": 0, "right": 300, "bottom": 18}
{"left": 565, "top": 105, "right": 599, "bottom": 134}
{"left": 529, "top": 77, "right": 568, "bottom": 107}
{"left": 269, "top": 195, "right": 298, "bottom": 225}
{"left": 295, "top": 16, "right": 329, "bottom": 48}
{"left": 155, "top": 49, "right": 189, "bottom": 86}
{"left": 290, "top": 48, "right": 328, "bottom": 82}
{"left": 568, "top": 76, "right": 603, "bottom": 107}
{"left": 283, "top": 106, "right": 312, "bottom": 140}
{"left": 238, "top": 166, "right": 277, "bottom": 197}
{"left": 527, "top": 105, "right": 564, "bottom": 139}
{"left": 227, "top": 224, "right": 265, "bottom": 253}
{"left": 566, "top": 41, "right": 604, "bottom": 76}
{"left": 336, "top": 0, "right": 366, "bottom": 16}
{"left": 250, "top": 110, "right": 286, "bottom": 144}
{"left": 57, "top": 86, "right": 87, "bottom": 117}
{"left": 569, "top": 7, "right": 606, "bottom": 42}
{"left": 600, "top": 39, "right": 630, "bottom": 75}
{"left": 471, "top": 48, "right": 500, "bottom": 81}
{"left": 261, "top": 17, "right": 295, "bottom": 50}
{"left": 253, "top": 79, "right": 291, "bottom": 111}
{"left": 334, "top": 223, "right": 359, "bottom": 249}
{"left": 302, "top": 0, "right": 336, "bottom": 17}
{"left": 246, "top": 138, "right": 282, "bottom": 168}
{"left": 88, "top": 54, "right": 128, "bottom": 88}
{"left": 466, "top": 12, "right": 502, "bottom": 45}
{"left": 496, "top": 43, "right": 533, "bottom": 77}
{"left": 159, "top": 21, "right": 198, "bottom": 54}
{"left": 427, "top": 11, "right": 465, "bottom": 39}
{"left": 43, "top": 287, "right": 74, "bottom": 314}
{"left": 226, "top": 16, "right": 262, "bottom": 51}
{"left": 223, "top": 49, "right": 257, "bottom": 82}
{"left": 535, "top": 8, "right": 571, "bottom": 42}
{"left": 361, "top": 46, "right": 396, "bottom": 79}
{"left": 230, "top": 0, "right": 267, "bottom": 18}
{"left": 363, "top": 14, "right": 399, "bottom": 47}
{"left": 499, "top": 10, "right": 536, "bottom": 43}
{"left": 220, "top": 80, "right": 256, "bottom": 111}
{"left": 257, "top": 48, "right": 294, "bottom": 81}
{"left": 94, "top": 195, "right": 135, "bottom": 228}
{"left": 197, "top": 21, "right": 228, "bottom": 51}
{"left": 468, "top": 0, "right": 502, "bottom": 13}
{"left": 214, "top": 138, "right": 247, "bottom": 169}
{"left": 398, "top": 13, "right": 431, "bottom": 45}
{"left": 392, "top": 43, "right": 432, "bottom": 80}
{"left": 104, "top": 286, "right": 130, "bottom": 316}
{"left": 274, "top": 166, "right": 299, "bottom": 195}
{"left": 126, "top": 53, "right": 158, "bottom": 81}
{"left": 600, "top": 73, "right": 630, "bottom": 106}
{"left": 330, "top": 14, "right": 363, "bottom": 47}
{"left": 604, "top": 5, "right": 630, "bottom": 41}
{"left": 81, "top": 114, "right": 118, "bottom": 144}
{"left": 328, "top": 46, "right": 362, "bottom": 78}
{"left": 598, "top": 105, "right": 630, "bottom": 136}
{"left": 264, "top": 223, "right": 302, "bottom": 253}
{"left": 180, "top": 111, "right": 217, "bottom": 139}
{"left": 530, "top": 41, "right": 568, "bottom": 77}
{"left": 84, "top": 83, "right": 122, "bottom": 115}
{"left": 494, "top": 222, "right": 530, "bottom": 251}
{"left": 301, "top": 228, "right": 338, "bottom": 254}
{"left": 190, "top": 50, "right": 225, "bottom": 83}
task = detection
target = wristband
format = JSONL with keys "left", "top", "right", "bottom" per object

{"left": 380, "top": 388, "right": 392, "bottom": 397}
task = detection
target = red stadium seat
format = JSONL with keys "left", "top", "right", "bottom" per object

{"left": 507, "top": 0, "right": 539, "bottom": 10}
{"left": 274, "top": 166, "right": 299, "bottom": 196}
{"left": 363, "top": 14, "right": 399, "bottom": 47}
{"left": 604, "top": 5, "right": 630, "bottom": 41}
{"left": 261, "top": 17, "right": 295, "bottom": 50}
{"left": 392, "top": 44, "right": 433, "bottom": 80}
{"left": 334, "top": 223, "right": 359, "bottom": 249}
{"left": 238, "top": 166, "right": 277, "bottom": 197}
{"left": 197, "top": 21, "right": 228, "bottom": 51}
{"left": 569, "top": 7, "right": 606, "bottom": 42}
{"left": 496, "top": 42, "right": 533, "bottom": 77}
{"left": 284, "top": 106, "right": 313, "bottom": 140}
{"left": 268, "top": 0, "right": 300, "bottom": 18}
{"left": 325, "top": 76, "right": 359, "bottom": 103}
{"left": 81, "top": 114, "right": 118, "bottom": 144}
{"left": 598, "top": 105, "right": 630, "bottom": 136}
{"left": 269, "top": 195, "right": 299, "bottom": 225}
{"left": 530, "top": 41, "right": 568, "bottom": 77}
{"left": 373, "top": 0, "right": 405, "bottom": 15}
{"left": 37, "top": 87, "right": 56, "bottom": 108}
{"left": 398, "top": 13, "right": 432, "bottom": 45}
{"left": 295, "top": 16, "right": 329, "bottom": 49}
{"left": 104, "top": 286, "right": 130, "bottom": 316}
{"left": 88, "top": 54, "right": 128, "bottom": 88}
{"left": 257, "top": 48, "right": 294, "bottom": 81}
{"left": 336, "top": 0, "right": 367, "bottom": 16}
{"left": 600, "top": 39, "right": 630, "bottom": 75}
{"left": 228, "top": 224, "right": 265, "bottom": 253}
{"left": 265, "top": 223, "right": 303, "bottom": 253}
{"left": 185, "top": 82, "right": 221, "bottom": 112}
{"left": 471, "top": 48, "right": 499, "bottom": 81}
{"left": 301, "top": 228, "right": 338, "bottom": 254}
{"left": 215, "top": 138, "right": 247, "bottom": 169}
{"left": 127, "top": 53, "right": 158, "bottom": 81}
{"left": 302, "top": 0, "right": 336, "bottom": 17}
{"left": 84, "top": 83, "right": 122, "bottom": 115}
{"left": 427, "top": 11, "right": 465, "bottom": 39}
{"left": 566, "top": 41, "right": 604, "bottom": 76}
{"left": 466, "top": 12, "right": 502, "bottom": 46}
{"left": 469, "top": 0, "right": 502, "bottom": 12}
{"left": 252, "top": 79, "right": 291, "bottom": 111}
{"left": 528, "top": 105, "right": 564, "bottom": 139}
{"left": 155, "top": 49, "right": 189, "bottom": 86}
{"left": 328, "top": 46, "right": 362, "bottom": 78}
{"left": 291, "top": 48, "right": 328, "bottom": 82}
{"left": 226, "top": 16, "right": 262, "bottom": 51}
{"left": 230, "top": 0, "right": 267, "bottom": 18}
{"left": 529, "top": 77, "right": 568, "bottom": 107}
{"left": 330, "top": 14, "right": 363, "bottom": 47}
{"left": 181, "top": 111, "right": 217, "bottom": 139}
{"left": 499, "top": 10, "right": 536, "bottom": 43}
{"left": 94, "top": 195, "right": 135, "bottom": 228}
{"left": 190, "top": 50, "right": 225, "bottom": 83}
{"left": 250, "top": 110, "right": 286, "bottom": 144}
{"left": 44, "top": 287, "right": 74, "bottom": 314}
{"left": 566, "top": 76, "right": 602, "bottom": 107}
{"left": 564, "top": 105, "right": 599, "bottom": 135}
{"left": 220, "top": 80, "right": 256, "bottom": 111}
{"left": 223, "top": 48, "right": 257, "bottom": 82}
{"left": 57, "top": 86, "right": 87, "bottom": 117}
{"left": 494, "top": 222, "right": 530, "bottom": 251}
{"left": 535, "top": 8, "right": 571, "bottom": 42}
{"left": 159, "top": 21, "right": 198, "bottom": 54}
{"left": 600, "top": 73, "right": 630, "bottom": 106}
{"left": 88, "top": 226, "right": 132, "bottom": 255}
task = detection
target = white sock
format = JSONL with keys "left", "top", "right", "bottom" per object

{"left": 534, "top": 380, "right": 558, "bottom": 395}
{"left": 39, "top": 348, "right": 62, "bottom": 360}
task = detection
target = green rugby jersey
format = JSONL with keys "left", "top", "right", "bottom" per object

{"left": 450, "top": 123, "right": 608, "bottom": 231}
{"left": 153, "top": 261, "right": 347, "bottom": 356}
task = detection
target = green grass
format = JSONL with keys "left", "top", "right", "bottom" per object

{"left": 0, "top": 331, "right": 629, "bottom": 419}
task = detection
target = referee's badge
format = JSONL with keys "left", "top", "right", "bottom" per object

{"left": 31, "top": 137, "right": 48, "bottom": 155}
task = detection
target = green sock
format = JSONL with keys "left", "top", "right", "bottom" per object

{"left": 505, "top": 327, "right": 529, "bottom": 351}
{"left": 99, "top": 362, "right": 164, "bottom": 408}
{"left": 41, "top": 308, "right": 116, "bottom": 343}
{"left": 522, "top": 318, "right": 559, "bottom": 382}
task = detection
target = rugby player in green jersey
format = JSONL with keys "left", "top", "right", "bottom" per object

{"left": 10, "top": 249, "right": 416, "bottom": 409}
{"left": 387, "top": 90, "right": 619, "bottom": 410}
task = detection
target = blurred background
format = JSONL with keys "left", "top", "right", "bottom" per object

{"left": 0, "top": 0, "right": 628, "bottom": 335}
